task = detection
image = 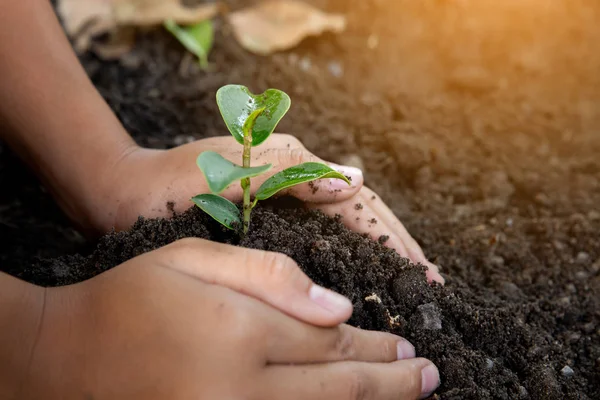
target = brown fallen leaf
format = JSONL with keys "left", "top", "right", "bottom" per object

{"left": 228, "top": 0, "right": 346, "bottom": 56}
{"left": 58, "top": 0, "right": 113, "bottom": 52}
{"left": 92, "top": 27, "right": 136, "bottom": 61}
{"left": 114, "top": 0, "right": 219, "bottom": 26}
{"left": 57, "top": 0, "right": 219, "bottom": 56}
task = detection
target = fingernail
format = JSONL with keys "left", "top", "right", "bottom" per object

{"left": 330, "top": 165, "right": 363, "bottom": 189}
{"left": 396, "top": 339, "right": 416, "bottom": 360}
{"left": 309, "top": 284, "right": 352, "bottom": 315}
{"left": 420, "top": 363, "right": 440, "bottom": 399}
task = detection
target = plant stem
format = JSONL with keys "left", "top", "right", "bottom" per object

{"left": 240, "top": 107, "right": 265, "bottom": 234}
{"left": 241, "top": 123, "right": 253, "bottom": 234}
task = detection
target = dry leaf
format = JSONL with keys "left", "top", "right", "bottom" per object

{"left": 92, "top": 27, "right": 136, "bottom": 60}
{"left": 57, "top": 0, "right": 219, "bottom": 55}
{"left": 228, "top": 0, "right": 346, "bottom": 55}
{"left": 114, "top": 0, "right": 218, "bottom": 26}
{"left": 58, "top": 0, "right": 114, "bottom": 52}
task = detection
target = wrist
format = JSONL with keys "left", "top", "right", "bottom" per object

{"left": 0, "top": 273, "right": 45, "bottom": 399}
{"left": 60, "top": 137, "right": 141, "bottom": 235}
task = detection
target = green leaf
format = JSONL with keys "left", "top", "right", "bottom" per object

{"left": 216, "top": 85, "right": 291, "bottom": 146}
{"left": 191, "top": 194, "right": 241, "bottom": 230}
{"left": 255, "top": 162, "right": 351, "bottom": 201}
{"left": 197, "top": 151, "right": 272, "bottom": 194}
{"left": 164, "top": 19, "right": 214, "bottom": 68}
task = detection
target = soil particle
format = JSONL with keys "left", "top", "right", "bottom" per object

{"left": 354, "top": 203, "right": 363, "bottom": 210}
{"left": 561, "top": 366, "right": 575, "bottom": 377}
{"left": 378, "top": 235, "right": 389, "bottom": 244}
{"left": 416, "top": 302, "right": 442, "bottom": 330}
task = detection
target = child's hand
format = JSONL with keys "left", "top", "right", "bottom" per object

{"left": 98, "top": 135, "right": 443, "bottom": 283}
{"left": 22, "top": 238, "right": 440, "bottom": 399}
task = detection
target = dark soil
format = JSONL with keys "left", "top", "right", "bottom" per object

{"left": 1, "top": 0, "right": 599, "bottom": 399}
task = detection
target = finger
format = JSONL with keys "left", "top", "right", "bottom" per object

{"left": 281, "top": 160, "right": 364, "bottom": 204}
{"left": 310, "top": 187, "right": 444, "bottom": 284}
{"left": 265, "top": 323, "right": 416, "bottom": 364}
{"left": 260, "top": 358, "right": 440, "bottom": 400}
{"left": 155, "top": 238, "right": 353, "bottom": 327}
{"left": 218, "top": 147, "right": 364, "bottom": 203}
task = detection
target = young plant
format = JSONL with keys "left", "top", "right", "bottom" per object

{"left": 192, "top": 84, "right": 350, "bottom": 234}
{"left": 164, "top": 19, "right": 214, "bottom": 69}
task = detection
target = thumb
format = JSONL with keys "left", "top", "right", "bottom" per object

{"left": 157, "top": 238, "right": 353, "bottom": 327}
{"left": 260, "top": 148, "right": 364, "bottom": 203}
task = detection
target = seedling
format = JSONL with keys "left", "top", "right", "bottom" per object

{"left": 192, "top": 84, "right": 350, "bottom": 234}
{"left": 164, "top": 19, "right": 214, "bottom": 69}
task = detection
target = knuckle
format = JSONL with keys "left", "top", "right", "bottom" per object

{"left": 379, "top": 332, "right": 402, "bottom": 361}
{"left": 379, "top": 334, "right": 395, "bottom": 361}
{"left": 259, "top": 251, "right": 300, "bottom": 283}
{"left": 346, "top": 369, "right": 373, "bottom": 400}
{"left": 334, "top": 328, "right": 357, "bottom": 360}
{"left": 277, "top": 148, "right": 316, "bottom": 166}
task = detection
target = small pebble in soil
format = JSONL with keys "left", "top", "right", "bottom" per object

{"left": 365, "top": 293, "right": 383, "bottom": 304}
{"left": 313, "top": 239, "right": 331, "bottom": 252}
{"left": 588, "top": 210, "right": 600, "bottom": 220}
{"left": 500, "top": 281, "right": 524, "bottom": 298}
{"left": 517, "top": 385, "right": 528, "bottom": 398}
{"left": 591, "top": 258, "right": 600, "bottom": 273}
{"left": 576, "top": 251, "right": 590, "bottom": 263}
{"left": 565, "top": 332, "right": 581, "bottom": 344}
{"left": 582, "top": 322, "right": 596, "bottom": 334}
{"left": 417, "top": 302, "right": 442, "bottom": 330}
{"left": 328, "top": 61, "right": 343, "bottom": 78}
{"left": 575, "top": 271, "right": 588, "bottom": 280}
{"left": 354, "top": 203, "right": 363, "bottom": 210}
{"left": 485, "top": 358, "right": 494, "bottom": 370}
{"left": 299, "top": 56, "right": 311, "bottom": 72}
{"left": 560, "top": 365, "right": 574, "bottom": 377}
{"left": 173, "top": 135, "right": 196, "bottom": 146}
{"left": 490, "top": 255, "right": 505, "bottom": 266}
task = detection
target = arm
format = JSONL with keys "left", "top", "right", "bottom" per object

{"left": 0, "top": 0, "right": 136, "bottom": 232}
{"left": 0, "top": 272, "right": 44, "bottom": 399}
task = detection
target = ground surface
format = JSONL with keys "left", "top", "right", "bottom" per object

{"left": 0, "top": 0, "right": 599, "bottom": 399}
